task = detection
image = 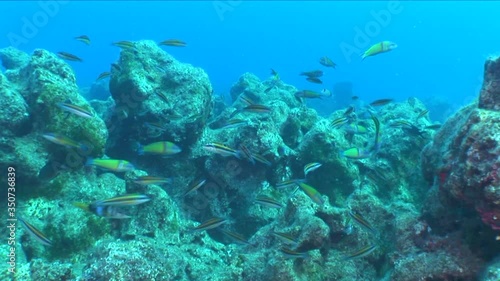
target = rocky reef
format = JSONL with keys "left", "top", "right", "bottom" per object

{"left": 2, "top": 43, "right": 499, "bottom": 281}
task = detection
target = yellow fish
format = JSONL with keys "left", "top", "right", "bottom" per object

{"left": 361, "top": 41, "right": 397, "bottom": 60}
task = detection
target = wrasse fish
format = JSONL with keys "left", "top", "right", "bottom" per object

{"left": 298, "top": 182, "right": 324, "bottom": 205}
{"left": 348, "top": 210, "right": 378, "bottom": 235}
{"left": 306, "top": 77, "right": 323, "bottom": 84}
{"left": 352, "top": 96, "right": 359, "bottom": 100}
{"left": 345, "top": 124, "right": 368, "bottom": 134}
{"left": 133, "top": 176, "right": 172, "bottom": 185}
{"left": 255, "top": 195, "right": 284, "bottom": 209}
{"left": 220, "top": 229, "right": 252, "bottom": 246}
{"left": 220, "top": 119, "right": 248, "bottom": 130}
{"left": 242, "top": 104, "right": 271, "bottom": 113}
{"left": 331, "top": 117, "right": 349, "bottom": 128}
{"left": 56, "top": 100, "right": 94, "bottom": 118}
{"left": 57, "top": 51, "right": 82, "bottom": 62}
{"left": 18, "top": 217, "right": 52, "bottom": 246}
{"left": 417, "top": 109, "right": 429, "bottom": 119}
{"left": 319, "top": 56, "right": 337, "bottom": 68}
{"left": 191, "top": 217, "right": 228, "bottom": 232}
{"left": 280, "top": 247, "right": 310, "bottom": 259}
{"left": 272, "top": 231, "right": 299, "bottom": 246}
{"left": 112, "top": 40, "right": 136, "bottom": 49}
{"left": 304, "top": 162, "right": 322, "bottom": 176}
{"left": 344, "top": 243, "right": 378, "bottom": 260}
{"left": 239, "top": 94, "right": 256, "bottom": 106}
{"left": 183, "top": 179, "right": 206, "bottom": 197}
{"left": 251, "top": 152, "right": 272, "bottom": 166}
{"left": 203, "top": 142, "right": 241, "bottom": 158}
{"left": 276, "top": 179, "right": 305, "bottom": 189}
{"left": 295, "top": 90, "right": 330, "bottom": 99}
{"left": 85, "top": 158, "right": 135, "bottom": 172}
{"left": 137, "top": 141, "right": 182, "bottom": 156}
{"left": 361, "top": 41, "right": 397, "bottom": 60}
{"left": 238, "top": 144, "right": 255, "bottom": 164}
{"left": 96, "top": 71, "right": 111, "bottom": 81}
{"left": 344, "top": 106, "right": 355, "bottom": 116}
{"left": 73, "top": 202, "right": 131, "bottom": 219}
{"left": 111, "top": 63, "right": 122, "bottom": 72}
{"left": 370, "top": 98, "right": 393, "bottom": 107}
{"left": 42, "top": 133, "right": 89, "bottom": 152}
{"left": 156, "top": 91, "right": 169, "bottom": 103}
{"left": 93, "top": 194, "right": 151, "bottom": 207}
{"left": 270, "top": 68, "right": 279, "bottom": 76}
{"left": 425, "top": 124, "right": 442, "bottom": 130}
{"left": 144, "top": 122, "right": 167, "bottom": 131}
{"left": 340, "top": 147, "right": 371, "bottom": 160}
{"left": 299, "top": 70, "right": 323, "bottom": 78}
{"left": 390, "top": 120, "right": 413, "bottom": 128}
{"left": 159, "top": 39, "right": 187, "bottom": 47}
{"left": 74, "top": 35, "right": 90, "bottom": 45}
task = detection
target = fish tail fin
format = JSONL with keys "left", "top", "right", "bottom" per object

{"left": 72, "top": 202, "right": 90, "bottom": 212}
{"left": 234, "top": 150, "right": 242, "bottom": 159}
{"left": 79, "top": 143, "right": 91, "bottom": 153}
{"left": 136, "top": 143, "right": 144, "bottom": 155}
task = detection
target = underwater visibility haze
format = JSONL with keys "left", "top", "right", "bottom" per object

{"left": 1, "top": 1, "right": 500, "bottom": 280}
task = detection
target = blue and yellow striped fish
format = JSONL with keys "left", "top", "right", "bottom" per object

{"left": 42, "top": 133, "right": 89, "bottom": 152}
{"left": 73, "top": 202, "right": 131, "bottom": 219}
{"left": 93, "top": 194, "right": 151, "bottom": 207}
{"left": 183, "top": 179, "right": 207, "bottom": 197}
{"left": 304, "top": 162, "right": 322, "bottom": 176}
{"left": 348, "top": 210, "right": 378, "bottom": 235}
{"left": 203, "top": 143, "right": 241, "bottom": 158}
{"left": 344, "top": 243, "right": 378, "bottom": 260}
{"left": 276, "top": 179, "right": 305, "bottom": 189}
{"left": 272, "top": 231, "right": 299, "bottom": 246}
{"left": 191, "top": 217, "right": 228, "bottom": 232}
{"left": 220, "top": 229, "right": 252, "bottom": 246}
{"left": 255, "top": 195, "right": 284, "bottom": 209}
{"left": 17, "top": 217, "right": 52, "bottom": 246}
{"left": 85, "top": 158, "right": 135, "bottom": 172}
{"left": 133, "top": 176, "right": 172, "bottom": 185}
{"left": 56, "top": 101, "right": 93, "bottom": 118}
{"left": 280, "top": 247, "right": 309, "bottom": 259}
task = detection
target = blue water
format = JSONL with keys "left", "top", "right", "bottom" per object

{"left": 2, "top": 1, "right": 499, "bottom": 111}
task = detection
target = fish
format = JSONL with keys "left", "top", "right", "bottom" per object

{"left": 238, "top": 144, "right": 255, "bottom": 164}
{"left": 74, "top": 35, "right": 90, "bottom": 45}
{"left": 352, "top": 96, "right": 359, "bottom": 100}
{"left": 270, "top": 68, "right": 279, "bottom": 76}
{"left": 295, "top": 90, "right": 330, "bottom": 99}
{"left": 156, "top": 91, "right": 169, "bottom": 103}
{"left": 94, "top": 194, "right": 152, "bottom": 207}
{"left": 251, "top": 152, "right": 272, "bottom": 166}
{"left": 425, "top": 124, "right": 442, "bottom": 130}
{"left": 264, "top": 75, "right": 280, "bottom": 93}
{"left": 348, "top": 210, "right": 377, "bottom": 235}
{"left": 242, "top": 104, "right": 271, "bottom": 114}
{"left": 402, "top": 125, "right": 426, "bottom": 138}
{"left": 390, "top": 120, "right": 413, "bottom": 128}
{"left": 319, "top": 56, "right": 337, "bottom": 68}
{"left": 276, "top": 179, "right": 305, "bottom": 189}
{"left": 220, "top": 229, "right": 252, "bottom": 246}
{"left": 96, "top": 72, "right": 111, "bottom": 81}
{"left": 56, "top": 100, "right": 94, "bottom": 118}
{"left": 18, "top": 217, "right": 52, "bottom": 246}
{"left": 331, "top": 117, "right": 349, "bottom": 128}
{"left": 280, "top": 247, "right": 309, "bottom": 259}
{"left": 112, "top": 40, "right": 136, "bottom": 50}
{"left": 344, "top": 243, "right": 378, "bottom": 260}
{"left": 361, "top": 41, "right": 397, "bottom": 60}
{"left": 191, "top": 217, "right": 228, "bottom": 232}
{"left": 203, "top": 143, "right": 241, "bottom": 158}
{"left": 254, "top": 195, "right": 284, "bottom": 208}
{"left": 111, "top": 63, "right": 122, "bottom": 72}
{"left": 371, "top": 114, "right": 381, "bottom": 150}
{"left": 220, "top": 119, "right": 248, "bottom": 130}
{"left": 133, "top": 176, "right": 172, "bottom": 185}
{"left": 304, "top": 162, "right": 322, "bottom": 176}
{"left": 73, "top": 202, "right": 131, "bottom": 219}
{"left": 306, "top": 77, "right": 323, "bottom": 84}
{"left": 159, "top": 39, "right": 187, "bottom": 47}
{"left": 416, "top": 109, "right": 429, "bottom": 119}
{"left": 272, "top": 231, "right": 299, "bottom": 246}
{"left": 370, "top": 98, "right": 393, "bottom": 107}
{"left": 144, "top": 122, "right": 167, "bottom": 131}
{"left": 183, "top": 179, "right": 207, "bottom": 197}
{"left": 57, "top": 51, "right": 82, "bottom": 62}
{"left": 344, "top": 106, "right": 355, "bottom": 116}
{"left": 298, "top": 182, "right": 324, "bottom": 205}
{"left": 137, "top": 141, "right": 182, "bottom": 156}
{"left": 300, "top": 70, "right": 323, "bottom": 78}
{"left": 345, "top": 124, "right": 368, "bottom": 134}
{"left": 42, "top": 133, "right": 89, "bottom": 152}
{"left": 239, "top": 94, "right": 255, "bottom": 106}
{"left": 340, "top": 147, "right": 371, "bottom": 160}
{"left": 85, "top": 158, "right": 135, "bottom": 172}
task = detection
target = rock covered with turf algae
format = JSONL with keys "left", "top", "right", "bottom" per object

{"left": 109, "top": 40, "right": 212, "bottom": 147}
{"left": 421, "top": 55, "right": 500, "bottom": 232}
{"left": 0, "top": 47, "right": 108, "bottom": 185}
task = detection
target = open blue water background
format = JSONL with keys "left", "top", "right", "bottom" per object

{"left": 1, "top": 1, "right": 499, "bottom": 117}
